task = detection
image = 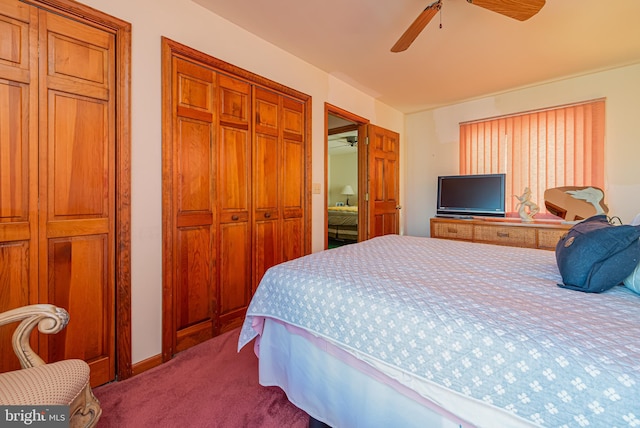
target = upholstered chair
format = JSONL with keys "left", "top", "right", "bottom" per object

{"left": 0, "top": 304, "right": 101, "bottom": 428}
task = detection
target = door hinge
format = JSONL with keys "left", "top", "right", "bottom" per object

{"left": 365, "top": 136, "right": 369, "bottom": 145}
{"left": 365, "top": 193, "right": 369, "bottom": 201}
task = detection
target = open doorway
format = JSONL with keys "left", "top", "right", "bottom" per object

{"left": 325, "top": 104, "right": 369, "bottom": 249}
{"left": 325, "top": 104, "right": 401, "bottom": 249}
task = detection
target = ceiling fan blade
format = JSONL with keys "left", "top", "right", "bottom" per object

{"left": 466, "top": 0, "right": 545, "bottom": 21}
{"left": 391, "top": 0, "right": 442, "bottom": 53}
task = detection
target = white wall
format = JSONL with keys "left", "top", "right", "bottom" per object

{"left": 75, "top": 0, "right": 403, "bottom": 364}
{"left": 404, "top": 63, "right": 640, "bottom": 237}
{"left": 328, "top": 152, "right": 358, "bottom": 206}
{"left": 73, "top": 0, "right": 639, "bottom": 366}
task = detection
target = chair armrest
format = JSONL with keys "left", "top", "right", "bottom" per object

{"left": 0, "top": 304, "right": 70, "bottom": 369}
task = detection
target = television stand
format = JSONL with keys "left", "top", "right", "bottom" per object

{"left": 430, "top": 217, "right": 571, "bottom": 250}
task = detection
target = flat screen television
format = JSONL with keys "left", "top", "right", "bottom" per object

{"left": 436, "top": 173, "right": 506, "bottom": 218}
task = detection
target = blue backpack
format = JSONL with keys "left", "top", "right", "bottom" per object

{"left": 555, "top": 215, "right": 640, "bottom": 293}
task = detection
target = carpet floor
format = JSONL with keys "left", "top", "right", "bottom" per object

{"left": 94, "top": 328, "right": 309, "bottom": 427}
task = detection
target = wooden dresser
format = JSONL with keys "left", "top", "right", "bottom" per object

{"left": 430, "top": 217, "right": 572, "bottom": 250}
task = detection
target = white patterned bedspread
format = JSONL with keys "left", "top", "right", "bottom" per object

{"left": 238, "top": 235, "right": 640, "bottom": 428}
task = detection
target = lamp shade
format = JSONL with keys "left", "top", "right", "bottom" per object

{"left": 341, "top": 185, "right": 355, "bottom": 196}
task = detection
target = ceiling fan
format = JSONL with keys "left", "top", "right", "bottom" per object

{"left": 329, "top": 135, "right": 358, "bottom": 147}
{"left": 391, "top": 0, "right": 546, "bottom": 53}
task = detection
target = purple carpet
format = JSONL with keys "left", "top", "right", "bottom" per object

{"left": 94, "top": 328, "right": 309, "bottom": 427}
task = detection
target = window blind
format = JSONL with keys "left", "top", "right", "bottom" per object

{"left": 459, "top": 99, "right": 605, "bottom": 213}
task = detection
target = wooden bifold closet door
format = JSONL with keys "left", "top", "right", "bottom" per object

{"left": 253, "top": 86, "right": 306, "bottom": 292}
{"left": 0, "top": 0, "right": 119, "bottom": 386}
{"left": 162, "top": 38, "right": 310, "bottom": 360}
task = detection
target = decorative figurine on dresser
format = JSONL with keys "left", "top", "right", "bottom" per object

{"left": 514, "top": 187, "right": 540, "bottom": 222}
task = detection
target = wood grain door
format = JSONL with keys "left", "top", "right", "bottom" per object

{"left": 166, "top": 57, "right": 217, "bottom": 355}
{"left": 0, "top": 1, "right": 118, "bottom": 386}
{"left": 253, "top": 87, "right": 281, "bottom": 291}
{"left": 253, "top": 88, "right": 306, "bottom": 291}
{"left": 162, "top": 38, "right": 310, "bottom": 359}
{"left": 0, "top": 0, "right": 38, "bottom": 373}
{"left": 366, "top": 124, "right": 400, "bottom": 238}
{"left": 217, "top": 73, "right": 251, "bottom": 333}
{"left": 39, "top": 10, "right": 116, "bottom": 386}
{"left": 280, "top": 96, "right": 306, "bottom": 263}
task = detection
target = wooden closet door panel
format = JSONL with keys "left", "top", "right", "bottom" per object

{"left": 47, "top": 236, "right": 109, "bottom": 381}
{"left": 43, "top": 92, "right": 113, "bottom": 379}
{"left": 171, "top": 57, "right": 216, "bottom": 353}
{"left": 254, "top": 88, "right": 280, "bottom": 215}
{"left": 281, "top": 96, "right": 305, "bottom": 261}
{"left": 0, "top": 1, "right": 31, "bottom": 83}
{"left": 47, "top": 94, "right": 109, "bottom": 217}
{"left": 253, "top": 87, "right": 280, "bottom": 289}
{"left": 218, "top": 221, "right": 249, "bottom": 330}
{"left": 253, "top": 220, "right": 279, "bottom": 291}
{"left": 43, "top": 13, "right": 111, "bottom": 100}
{"left": 0, "top": 2, "right": 38, "bottom": 374}
{"left": 39, "top": 10, "right": 115, "bottom": 386}
{"left": 253, "top": 131, "right": 280, "bottom": 290}
{"left": 282, "top": 137, "right": 304, "bottom": 262}
{"left": 282, "top": 219, "right": 303, "bottom": 262}
{"left": 175, "top": 226, "right": 213, "bottom": 353}
{"left": 0, "top": 84, "right": 29, "bottom": 224}
{"left": 177, "top": 119, "right": 213, "bottom": 212}
{"left": 254, "top": 134, "right": 279, "bottom": 213}
{"left": 218, "top": 126, "right": 249, "bottom": 212}
{"left": 218, "top": 74, "right": 249, "bottom": 124}
{"left": 0, "top": 242, "right": 30, "bottom": 371}
{"left": 217, "top": 74, "right": 251, "bottom": 332}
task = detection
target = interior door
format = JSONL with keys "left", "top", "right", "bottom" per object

{"left": 0, "top": 3, "right": 118, "bottom": 385}
{"left": 217, "top": 73, "right": 252, "bottom": 333}
{"left": 280, "top": 96, "right": 305, "bottom": 262}
{"left": 366, "top": 124, "right": 400, "bottom": 238}
{"left": 253, "top": 88, "right": 306, "bottom": 290}
{"left": 0, "top": 0, "right": 38, "bottom": 373}
{"left": 39, "top": 9, "right": 116, "bottom": 386}
{"left": 166, "top": 56, "right": 217, "bottom": 356}
{"left": 0, "top": 0, "right": 131, "bottom": 385}
{"left": 253, "top": 87, "right": 281, "bottom": 291}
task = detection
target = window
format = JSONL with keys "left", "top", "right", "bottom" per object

{"left": 459, "top": 99, "right": 605, "bottom": 213}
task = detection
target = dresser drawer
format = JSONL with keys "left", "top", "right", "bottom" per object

{"left": 430, "top": 218, "right": 571, "bottom": 250}
{"left": 537, "top": 228, "right": 568, "bottom": 250}
{"left": 432, "top": 222, "right": 473, "bottom": 240}
{"left": 474, "top": 225, "right": 536, "bottom": 248}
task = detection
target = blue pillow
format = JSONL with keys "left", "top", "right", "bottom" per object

{"left": 556, "top": 215, "right": 640, "bottom": 293}
{"left": 624, "top": 260, "right": 640, "bottom": 295}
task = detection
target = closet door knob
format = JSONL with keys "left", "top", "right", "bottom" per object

{"left": 231, "top": 215, "right": 239, "bottom": 221}
{"left": 264, "top": 212, "right": 271, "bottom": 218}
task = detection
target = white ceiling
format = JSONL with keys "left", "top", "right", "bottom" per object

{"left": 192, "top": 0, "right": 640, "bottom": 113}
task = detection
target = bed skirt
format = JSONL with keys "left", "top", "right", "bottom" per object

{"left": 255, "top": 318, "right": 470, "bottom": 428}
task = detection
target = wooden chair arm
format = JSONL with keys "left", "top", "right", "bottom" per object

{"left": 0, "top": 304, "right": 70, "bottom": 369}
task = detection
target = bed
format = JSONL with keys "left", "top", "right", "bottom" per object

{"left": 327, "top": 206, "right": 358, "bottom": 242}
{"left": 238, "top": 235, "right": 640, "bottom": 428}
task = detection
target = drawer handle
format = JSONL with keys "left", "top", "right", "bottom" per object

{"left": 231, "top": 215, "right": 239, "bottom": 221}
{"left": 264, "top": 212, "right": 271, "bottom": 218}
{"left": 497, "top": 231, "right": 509, "bottom": 238}
{"left": 447, "top": 227, "right": 457, "bottom": 233}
